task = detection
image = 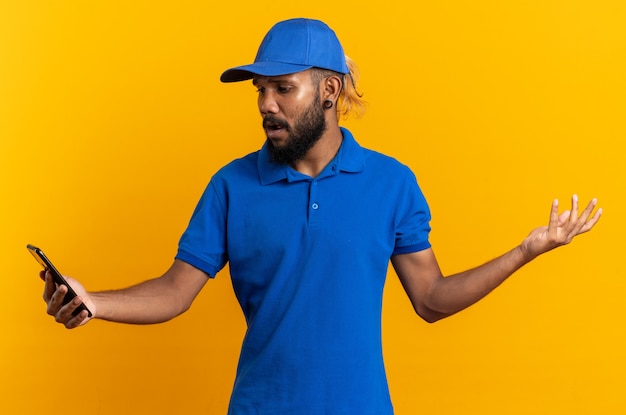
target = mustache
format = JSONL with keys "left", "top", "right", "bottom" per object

{"left": 262, "top": 116, "right": 290, "bottom": 130}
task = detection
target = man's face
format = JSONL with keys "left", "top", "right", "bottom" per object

{"left": 253, "top": 71, "right": 327, "bottom": 164}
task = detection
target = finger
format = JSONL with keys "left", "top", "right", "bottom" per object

{"left": 569, "top": 198, "right": 599, "bottom": 236}
{"left": 579, "top": 206, "right": 602, "bottom": 234}
{"left": 558, "top": 210, "right": 571, "bottom": 226}
{"left": 53, "top": 295, "right": 83, "bottom": 324}
{"left": 46, "top": 283, "right": 68, "bottom": 316}
{"left": 578, "top": 198, "right": 598, "bottom": 221}
{"left": 570, "top": 194, "right": 579, "bottom": 223}
{"left": 558, "top": 194, "right": 580, "bottom": 235}
{"left": 42, "top": 272, "right": 57, "bottom": 302}
{"left": 548, "top": 199, "right": 560, "bottom": 233}
{"left": 64, "top": 309, "right": 90, "bottom": 329}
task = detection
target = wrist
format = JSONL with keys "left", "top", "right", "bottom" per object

{"left": 88, "top": 292, "right": 108, "bottom": 320}
{"left": 517, "top": 239, "right": 539, "bottom": 263}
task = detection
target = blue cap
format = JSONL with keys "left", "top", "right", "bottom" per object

{"left": 220, "top": 18, "right": 349, "bottom": 83}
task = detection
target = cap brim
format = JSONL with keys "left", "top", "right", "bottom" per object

{"left": 220, "top": 61, "right": 314, "bottom": 83}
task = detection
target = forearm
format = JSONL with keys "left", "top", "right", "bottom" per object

{"left": 43, "top": 259, "right": 208, "bottom": 329}
{"left": 395, "top": 196, "right": 600, "bottom": 324}
{"left": 425, "top": 245, "right": 532, "bottom": 318}
{"left": 90, "top": 276, "right": 190, "bottom": 324}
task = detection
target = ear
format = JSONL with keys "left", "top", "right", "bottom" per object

{"left": 321, "top": 75, "right": 343, "bottom": 102}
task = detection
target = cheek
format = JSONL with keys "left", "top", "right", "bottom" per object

{"left": 267, "top": 86, "right": 319, "bottom": 119}
{"left": 293, "top": 83, "right": 320, "bottom": 107}
{"left": 291, "top": 91, "right": 320, "bottom": 116}
{"left": 280, "top": 102, "right": 305, "bottom": 122}
{"left": 294, "top": 86, "right": 314, "bottom": 102}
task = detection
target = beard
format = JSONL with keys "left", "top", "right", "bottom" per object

{"left": 264, "top": 92, "right": 327, "bottom": 165}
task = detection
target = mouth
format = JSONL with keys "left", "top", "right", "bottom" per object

{"left": 263, "top": 118, "right": 289, "bottom": 138}
{"left": 265, "top": 123, "right": 283, "bottom": 132}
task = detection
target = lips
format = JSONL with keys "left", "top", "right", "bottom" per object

{"left": 265, "top": 122, "right": 283, "bottom": 131}
{"left": 263, "top": 117, "right": 289, "bottom": 139}
{"left": 263, "top": 116, "right": 288, "bottom": 130}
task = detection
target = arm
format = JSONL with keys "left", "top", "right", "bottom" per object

{"left": 391, "top": 195, "right": 602, "bottom": 323}
{"left": 43, "top": 259, "right": 209, "bottom": 329}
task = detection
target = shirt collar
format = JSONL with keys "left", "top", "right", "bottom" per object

{"left": 258, "top": 127, "right": 366, "bottom": 185}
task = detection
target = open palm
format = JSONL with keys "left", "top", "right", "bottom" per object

{"left": 522, "top": 195, "right": 602, "bottom": 259}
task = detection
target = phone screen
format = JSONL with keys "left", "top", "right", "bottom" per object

{"left": 27, "top": 244, "right": 92, "bottom": 317}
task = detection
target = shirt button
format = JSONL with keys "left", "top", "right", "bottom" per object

{"left": 312, "top": 203, "right": 319, "bottom": 210}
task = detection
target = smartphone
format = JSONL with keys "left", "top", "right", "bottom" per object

{"left": 26, "top": 244, "right": 92, "bottom": 318}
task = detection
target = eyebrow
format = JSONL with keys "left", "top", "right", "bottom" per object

{"left": 252, "top": 76, "right": 293, "bottom": 86}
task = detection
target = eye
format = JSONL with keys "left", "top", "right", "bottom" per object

{"left": 277, "top": 85, "right": 292, "bottom": 94}
{"left": 256, "top": 86, "right": 265, "bottom": 95}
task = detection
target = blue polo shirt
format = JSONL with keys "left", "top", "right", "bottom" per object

{"left": 176, "top": 127, "right": 431, "bottom": 415}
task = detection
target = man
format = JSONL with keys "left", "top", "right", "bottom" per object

{"left": 43, "top": 18, "right": 601, "bottom": 415}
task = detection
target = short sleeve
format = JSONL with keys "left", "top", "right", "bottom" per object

{"left": 392, "top": 170, "right": 432, "bottom": 255}
{"left": 176, "top": 179, "right": 229, "bottom": 278}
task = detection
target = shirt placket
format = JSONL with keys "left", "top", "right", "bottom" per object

{"left": 308, "top": 180, "right": 321, "bottom": 230}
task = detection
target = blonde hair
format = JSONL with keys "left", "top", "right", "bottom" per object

{"left": 310, "top": 56, "right": 366, "bottom": 120}
{"left": 337, "top": 55, "right": 366, "bottom": 120}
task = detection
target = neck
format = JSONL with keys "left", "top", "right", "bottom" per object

{"left": 291, "top": 124, "right": 343, "bottom": 178}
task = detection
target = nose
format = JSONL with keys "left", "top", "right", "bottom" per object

{"left": 258, "top": 91, "right": 279, "bottom": 115}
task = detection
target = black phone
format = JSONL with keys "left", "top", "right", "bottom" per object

{"left": 27, "top": 244, "right": 92, "bottom": 318}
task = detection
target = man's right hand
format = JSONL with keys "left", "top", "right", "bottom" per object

{"left": 41, "top": 271, "right": 95, "bottom": 329}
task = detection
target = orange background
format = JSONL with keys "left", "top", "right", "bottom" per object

{"left": 1, "top": 1, "right": 624, "bottom": 414}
